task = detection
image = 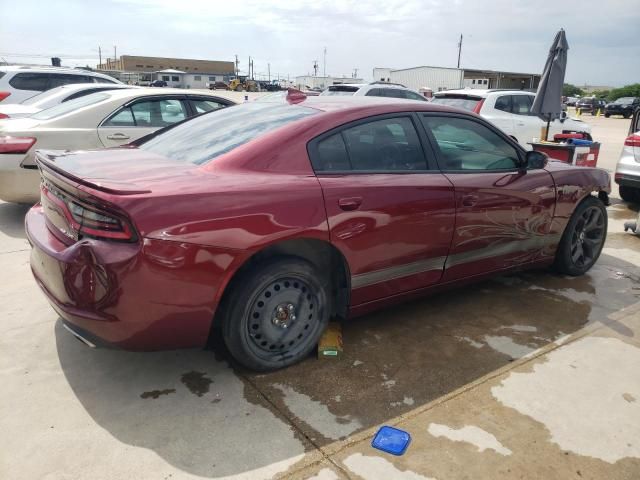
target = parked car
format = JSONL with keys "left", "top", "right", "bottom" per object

{"left": 149, "top": 80, "right": 167, "bottom": 87}
{"left": 431, "top": 89, "right": 591, "bottom": 149}
{"left": 575, "top": 97, "right": 607, "bottom": 115}
{"left": 614, "top": 107, "right": 640, "bottom": 202}
{"left": 0, "top": 88, "right": 235, "bottom": 203}
{"left": 564, "top": 96, "right": 579, "bottom": 106}
{"left": 209, "top": 81, "right": 229, "bottom": 90}
{"left": 0, "top": 83, "right": 136, "bottom": 119}
{"left": 0, "top": 66, "right": 121, "bottom": 104}
{"left": 25, "top": 96, "right": 610, "bottom": 371}
{"left": 320, "top": 82, "right": 427, "bottom": 101}
{"left": 604, "top": 97, "right": 640, "bottom": 118}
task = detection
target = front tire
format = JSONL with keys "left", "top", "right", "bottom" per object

{"left": 221, "top": 257, "right": 330, "bottom": 371}
{"left": 554, "top": 196, "right": 607, "bottom": 276}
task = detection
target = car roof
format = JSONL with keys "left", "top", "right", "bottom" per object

{"left": 96, "top": 87, "right": 236, "bottom": 101}
{"left": 0, "top": 65, "right": 110, "bottom": 75}
{"left": 435, "top": 89, "right": 535, "bottom": 97}
{"left": 295, "top": 95, "right": 457, "bottom": 113}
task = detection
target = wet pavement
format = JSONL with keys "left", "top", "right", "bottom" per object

{"left": 1, "top": 114, "right": 639, "bottom": 479}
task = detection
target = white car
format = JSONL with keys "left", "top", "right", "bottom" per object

{"left": 615, "top": 107, "right": 640, "bottom": 203}
{"left": 431, "top": 89, "right": 591, "bottom": 149}
{"left": 0, "top": 83, "right": 136, "bottom": 119}
{"left": 0, "top": 88, "right": 236, "bottom": 203}
{"left": 0, "top": 66, "right": 121, "bottom": 104}
{"left": 320, "top": 82, "right": 428, "bottom": 101}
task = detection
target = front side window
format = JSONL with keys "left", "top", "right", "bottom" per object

{"left": 404, "top": 91, "right": 427, "bottom": 101}
{"left": 312, "top": 117, "right": 427, "bottom": 172}
{"left": 511, "top": 95, "right": 533, "bottom": 115}
{"left": 422, "top": 115, "right": 520, "bottom": 171}
{"left": 9, "top": 72, "right": 49, "bottom": 91}
{"left": 190, "top": 99, "right": 226, "bottom": 114}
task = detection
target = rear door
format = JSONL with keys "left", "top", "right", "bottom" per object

{"left": 308, "top": 113, "right": 456, "bottom": 305}
{"left": 481, "top": 94, "right": 517, "bottom": 138}
{"left": 510, "top": 94, "right": 545, "bottom": 145}
{"left": 420, "top": 113, "right": 556, "bottom": 281}
{"left": 98, "top": 96, "right": 188, "bottom": 147}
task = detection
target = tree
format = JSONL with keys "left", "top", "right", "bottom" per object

{"left": 563, "top": 83, "right": 584, "bottom": 97}
{"left": 607, "top": 84, "right": 640, "bottom": 101}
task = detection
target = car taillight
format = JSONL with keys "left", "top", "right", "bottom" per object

{"left": 0, "top": 136, "right": 36, "bottom": 154}
{"left": 473, "top": 99, "right": 485, "bottom": 114}
{"left": 0, "top": 92, "right": 10, "bottom": 102}
{"left": 41, "top": 183, "right": 135, "bottom": 241}
{"left": 624, "top": 134, "right": 640, "bottom": 148}
{"left": 0, "top": 112, "right": 8, "bottom": 119}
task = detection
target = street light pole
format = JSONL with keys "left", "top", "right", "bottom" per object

{"left": 457, "top": 34, "right": 463, "bottom": 68}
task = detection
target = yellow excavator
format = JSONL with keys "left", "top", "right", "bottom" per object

{"left": 228, "top": 77, "right": 259, "bottom": 92}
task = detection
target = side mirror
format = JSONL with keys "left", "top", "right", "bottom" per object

{"left": 525, "top": 150, "right": 548, "bottom": 170}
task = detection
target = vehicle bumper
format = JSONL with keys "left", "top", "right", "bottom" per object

{"left": 0, "top": 154, "right": 40, "bottom": 204}
{"left": 615, "top": 146, "right": 640, "bottom": 187}
{"left": 26, "top": 204, "right": 241, "bottom": 350}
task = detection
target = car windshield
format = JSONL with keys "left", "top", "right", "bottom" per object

{"left": 321, "top": 86, "right": 360, "bottom": 96}
{"left": 31, "top": 92, "right": 110, "bottom": 120}
{"left": 614, "top": 97, "right": 634, "bottom": 104}
{"left": 139, "top": 102, "right": 318, "bottom": 165}
{"left": 431, "top": 96, "right": 482, "bottom": 111}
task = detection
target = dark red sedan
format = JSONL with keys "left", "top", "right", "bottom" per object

{"left": 26, "top": 95, "right": 610, "bottom": 370}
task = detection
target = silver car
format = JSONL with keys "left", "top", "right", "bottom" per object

{"left": 615, "top": 107, "right": 640, "bottom": 203}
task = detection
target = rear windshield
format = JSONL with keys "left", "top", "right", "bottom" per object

{"left": 139, "top": 102, "right": 318, "bottom": 165}
{"left": 321, "top": 86, "right": 360, "bottom": 96}
{"left": 431, "top": 96, "right": 481, "bottom": 111}
{"left": 31, "top": 92, "right": 110, "bottom": 120}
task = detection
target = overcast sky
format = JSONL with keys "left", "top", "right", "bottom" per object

{"left": 1, "top": 0, "right": 638, "bottom": 87}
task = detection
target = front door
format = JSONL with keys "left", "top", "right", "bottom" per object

{"left": 420, "top": 113, "right": 556, "bottom": 282}
{"left": 308, "top": 114, "right": 456, "bottom": 305}
{"left": 98, "top": 97, "right": 188, "bottom": 147}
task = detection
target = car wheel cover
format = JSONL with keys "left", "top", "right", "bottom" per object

{"left": 570, "top": 206, "right": 605, "bottom": 268}
{"left": 244, "top": 276, "right": 320, "bottom": 362}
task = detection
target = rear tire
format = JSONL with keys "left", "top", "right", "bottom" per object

{"left": 620, "top": 186, "right": 640, "bottom": 203}
{"left": 221, "top": 257, "right": 330, "bottom": 371}
{"left": 554, "top": 196, "right": 607, "bottom": 276}
{"left": 604, "top": 113, "right": 610, "bottom": 118}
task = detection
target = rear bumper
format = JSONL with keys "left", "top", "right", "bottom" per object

{"left": 615, "top": 146, "right": 640, "bottom": 187}
{"left": 0, "top": 155, "right": 40, "bottom": 204}
{"left": 26, "top": 204, "right": 240, "bottom": 350}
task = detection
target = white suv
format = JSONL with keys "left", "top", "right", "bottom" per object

{"left": 0, "top": 66, "right": 121, "bottom": 104}
{"left": 431, "top": 89, "right": 591, "bottom": 149}
{"left": 320, "top": 82, "right": 427, "bottom": 101}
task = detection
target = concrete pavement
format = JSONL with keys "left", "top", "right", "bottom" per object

{"left": 1, "top": 112, "right": 639, "bottom": 480}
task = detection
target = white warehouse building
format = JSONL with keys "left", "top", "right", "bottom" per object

{"left": 373, "top": 66, "right": 541, "bottom": 93}
{"left": 295, "top": 75, "right": 364, "bottom": 90}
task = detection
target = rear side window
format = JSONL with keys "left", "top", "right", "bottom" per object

{"left": 431, "top": 96, "right": 481, "bottom": 111}
{"left": 9, "top": 73, "right": 49, "bottom": 91}
{"left": 365, "top": 88, "right": 385, "bottom": 97}
{"left": 512, "top": 95, "right": 533, "bottom": 115}
{"left": 190, "top": 98, "right": 226, "bottom": 113}
{"left": 139, "top": 102, "right": 318, "bottom": 165}
{"left": 0, "top": 72, "right": 5, "bottom": 80}
{"left": 384, "top": 89, "right": 408, "bottom": 99}
{"left": 494, "top": 95, "right": 512, "bottom": 112}
{"left": 404, "top": 91, "right": 427, "bottom": 101}
{"left": 311, "top": 116, "right": 427, "bottom": 172}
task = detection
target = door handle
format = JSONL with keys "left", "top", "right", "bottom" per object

{"left": 338, "top": 197, "right": 363, "bottom": 211}
{"left": 106, "top": 133, "right": 131, "bottom": 140}
{"left": 517, "top": 122, "right": 525, "bottom": 126}
{"left": 462, "top": 195, "right": 479, "bottom": 207}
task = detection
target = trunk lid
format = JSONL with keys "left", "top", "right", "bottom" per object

{"left": 35, "top": 148, "right": 200, "bottom": 196}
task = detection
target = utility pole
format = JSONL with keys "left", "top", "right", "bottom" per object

{"left": 457, "top": 34, "right": 463, "bottom": 68}
{"left": 234, "top": 54, "right": 239, "bottom": 77}
{"left": 353, "top": 68, "right": 358, "bottom": 79}
{"left": 98, "top": 46, "right": 102, "bottom": 67}
{"left": 313, "top": 60, "right": 318, "bottom": 76}
{"left": 248, "top": 56, "right": 251, "bottom": 78}
{"left": 268, "top": 63, "right": 270, "bottom": 83}
{"left": 323, "top": 47, "right": 326, "bottom": 77}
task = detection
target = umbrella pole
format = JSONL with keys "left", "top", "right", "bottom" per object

{"left": 546, "top": 116, "right": 551, "bottom": 141}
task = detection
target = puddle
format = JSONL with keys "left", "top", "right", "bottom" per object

{"left": 342, "top": 453, "right": 434, "bottom": 480}
{"left": 180, "top": 371, "right": 213, "bottom": 397}
{"left": 140, "top": 388, "right": 176, "bottom": 399}
{"left": 483, "top": 335, "right": 535, "bottom": 359}
{"left": 492, "top": 337, "right": 640, "bottom": 463}
{"left": 428, "top": 423, "right": 512, "bottom": 456}
{"left": 273, "top": 383, "right": 362, "bottom": 440}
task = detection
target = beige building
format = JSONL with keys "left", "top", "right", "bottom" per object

{"left": 97, "top": 55, "right": 235, "bottom": 75}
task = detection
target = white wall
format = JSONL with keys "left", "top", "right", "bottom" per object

{"left": 381, "top": 67, "right": 464, "bottom": 92}
{"left": 295, "top": 76, "right": 364, "bottom": 90}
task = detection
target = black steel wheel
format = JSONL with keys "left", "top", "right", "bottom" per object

{"left": 554, "top": 196, "right": 607, "bottom": 276}
{"left": 221, "top": 257, "right": 330, "bottom": 371}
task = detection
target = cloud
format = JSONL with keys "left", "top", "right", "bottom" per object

{"left": 0, "top": 0, "right": 638, "bottom": 86}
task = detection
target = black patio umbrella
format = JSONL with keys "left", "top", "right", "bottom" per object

{"left": 531, "top": 29, "right": 569, "bottom": 140}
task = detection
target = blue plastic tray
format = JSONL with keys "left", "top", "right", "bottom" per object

{"left": 371, "top": 426, "right": 411, "bottom": 456}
